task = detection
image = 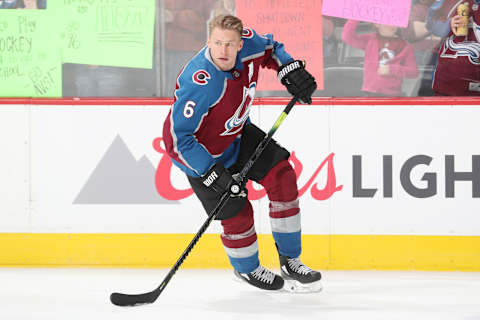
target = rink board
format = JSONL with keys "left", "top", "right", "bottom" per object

{"left": 0, "top": 100, "right": 479, "bottom": 270}
{"left": 0, "top": 233, "right": 479, "bottom": 271}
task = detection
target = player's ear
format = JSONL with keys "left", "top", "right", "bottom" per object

{"left": 238, "top": 39, "right": 244, "bottom": 52}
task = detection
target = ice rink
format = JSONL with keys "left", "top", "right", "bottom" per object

{"left": 1, "top": 268, "right": 479, "bottom": 320}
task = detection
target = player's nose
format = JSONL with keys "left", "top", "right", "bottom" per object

{"left": 221, "top": 45, "right": 228, "bottom": 55}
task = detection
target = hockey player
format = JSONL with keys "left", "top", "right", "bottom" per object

{"left": 162, "top": 14, "right": 320, "bottom": 292}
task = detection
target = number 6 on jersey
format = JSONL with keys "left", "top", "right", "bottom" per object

{"left": 183, "top": 100, "right": 196, "bottom": 118}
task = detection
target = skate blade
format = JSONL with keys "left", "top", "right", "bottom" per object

{"left": 283, "top": 279, "right": 323, "bottom": 293}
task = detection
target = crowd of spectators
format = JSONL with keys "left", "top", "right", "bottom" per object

{"left": 322, "top": 0, "right": 479, "bottom": 97}
{"left": 4, "top": 0, "right": 477, "bottom": 97}
{"left": 0, "top": 0, "right": 46, "bottom": 9}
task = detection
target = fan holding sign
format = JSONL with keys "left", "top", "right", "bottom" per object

{"left": 341, "top": 19, "right": 419, "bottom": 96}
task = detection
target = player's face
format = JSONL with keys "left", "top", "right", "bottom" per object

{"left": 208, "top": 27, "right": 243, "bottom": 71}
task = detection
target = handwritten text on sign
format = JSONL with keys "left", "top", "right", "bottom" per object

{"left": 322, "top": 0, "right": 411, "bottom": 28}
{"left": 236, "top": 0, "right": 324, "bottom": 91}
{"left": 50, "top": 0, "right": 155, "bottom": 69}
{"left": 0, "top": 11, "right": 61, "bottom": 97}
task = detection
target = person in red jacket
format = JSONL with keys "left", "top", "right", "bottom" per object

{"left": 342, "top": 19, "right": 419, "bottom": 96}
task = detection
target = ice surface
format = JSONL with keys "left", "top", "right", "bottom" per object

{"left": 1, "top": 268, "right": 479, "bottom": 320}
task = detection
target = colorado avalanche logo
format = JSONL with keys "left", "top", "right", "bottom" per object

{"left": 192, "top": 70, "right": 211, "bottom": 85}
{"left": 441, "top": 35, "right": 480, "bottom": 65}
{"left": 221, "top": 82, "right": 256, "bottom": 136}
{"left": 242, "top": 28, "right": 254, "bottom": 39}
{"left": 379, "top": 47, "right": 395, "bottom": 66}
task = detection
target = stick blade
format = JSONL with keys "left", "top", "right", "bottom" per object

{"left": 110, "top": 291, "right": 158, "bottom": 307}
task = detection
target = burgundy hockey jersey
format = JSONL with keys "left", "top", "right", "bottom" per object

{"left": 162, "top": 28, "right": 293, "bottom": 177}
{"left": 433, "top": 0, "right": 480, "bottom": 95}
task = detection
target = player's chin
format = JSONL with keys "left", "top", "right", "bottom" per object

{"left": 219, "top": 64, "right": 233, "bottom": 71}
{"left": 215, "top": 59, "right": 230, "bottom": 69}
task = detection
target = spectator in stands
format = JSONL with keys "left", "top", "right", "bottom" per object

{"left": 164, "top": 0, "right": 216, "bottom": 96}
{"left": 403, "top": 0, "right": 442, "bottom": 65}
{"left": 0, "top": 0, "right": 17, "bottom": 8}
{"left": 16, "top": 0, "right": 46, "bottom": 9}
{"left": 210, "top": 0, "right": 235, "bottom": 17}
{"left": 430, "top": 0, "right": 480, "bottom": 96}
{"left": 407, "top": 0, "right": 459, "bottom": 96}
{"left": 402, "top": 0, "right": 443, "bottom": 95}
{"left": 426, "top": 0, "right": 456, "bottom": 37}
{"left": 342, "top": 19, "right": 419, "bottom": 96}
{"left": 427, "top": 0, "right": 480, "bottom": 96}
{"left": 322, "top": 16, "right": 338, "bottom": 66}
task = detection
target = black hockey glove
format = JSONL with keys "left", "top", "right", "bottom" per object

{"left": 278, "top": 60, "right": 317, "bottom": 104}
{"left": 202, "top": 163, "right": 247, "bottom": 197}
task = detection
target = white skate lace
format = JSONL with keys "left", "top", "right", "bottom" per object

{"left": 287, "top": 258, "right": 312, "bottom": 275}
{"left": 250, "top": 266, "right": 275, "bottom": 284}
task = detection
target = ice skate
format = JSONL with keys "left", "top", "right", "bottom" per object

{"left": 279, "top": 254, "right": 322, "bottom": 293}
{"left": 234, "top": 265, "right": 284, "bottom": 291}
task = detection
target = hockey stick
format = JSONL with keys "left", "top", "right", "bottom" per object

{"left": 110, "top": 97, "right": 298, "bottom": 307}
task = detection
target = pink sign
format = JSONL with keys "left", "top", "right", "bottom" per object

{"left": 236, "top": 0, "right": 324, "bottom": 91}
{"left": 322, "top": 0, "right": 411, "bottom": 28}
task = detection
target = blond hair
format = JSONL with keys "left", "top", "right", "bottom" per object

{"left": 208, "top": 14, "right": 243, "bottom": 38}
